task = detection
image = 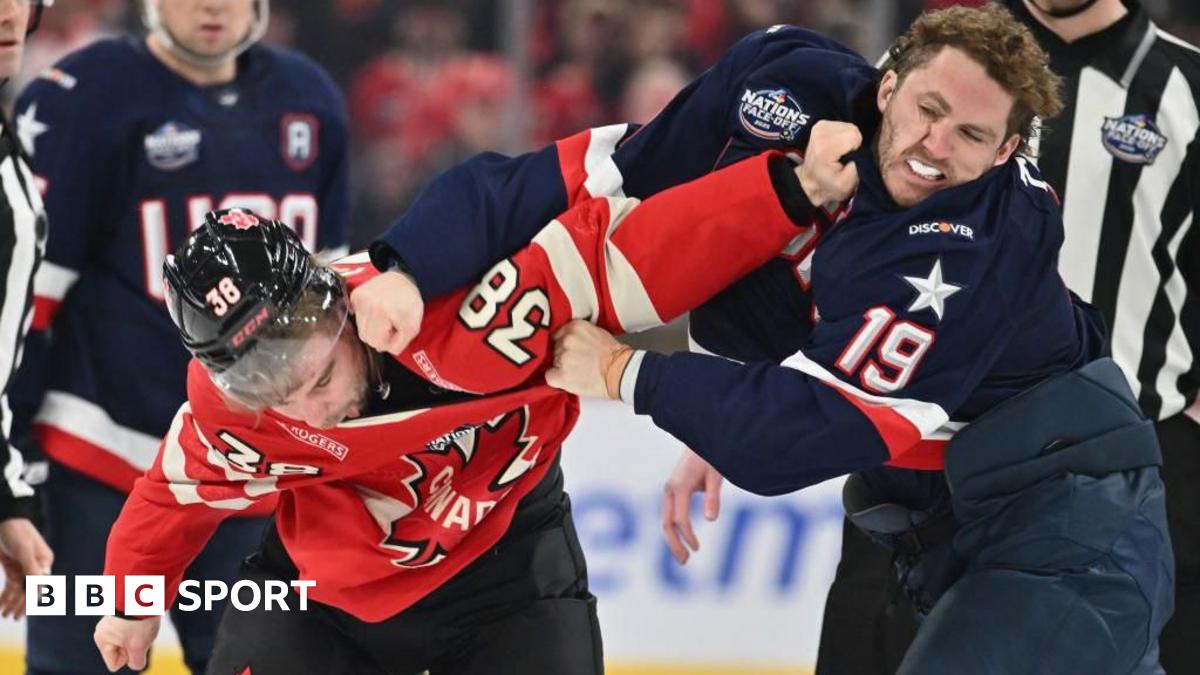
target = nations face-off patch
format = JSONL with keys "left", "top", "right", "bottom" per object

{"left": 1101, "top": 113, "right": 1168, "bottom": 165}
{"left": 738, "top": 87, "right": 811, "bottom": 141}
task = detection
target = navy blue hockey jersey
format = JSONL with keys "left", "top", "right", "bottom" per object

{"left": 373, "top": 26, "right": 1105, "bottom": 495}
{"left": 11, "top": 38, "right": 349, "bottom": 492}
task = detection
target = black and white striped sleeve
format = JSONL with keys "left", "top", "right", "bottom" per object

{"left": 0, "top": 122, "right": 46, "bottom": 521}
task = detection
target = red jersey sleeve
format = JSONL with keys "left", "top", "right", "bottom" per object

{"left": 103, "top": 395, "right": 279, "bottom": 612}
{"left": 392, "top": 151, "right": 808, "bottom": 394}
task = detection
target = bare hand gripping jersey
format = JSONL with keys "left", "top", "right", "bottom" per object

{"left": 104, "top": 152, "right": 809, "bottom": 620}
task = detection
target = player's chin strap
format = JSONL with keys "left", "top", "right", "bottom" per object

{"left": 143, "top": 0, "right": 269, "bottom": 70}
{"left": 363, "top": 343, "right": 391, "bottom": 401}
{"left": 1027, "top": 0, "right": 1100, "bottom": 20}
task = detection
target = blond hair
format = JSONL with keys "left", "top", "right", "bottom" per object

{"left": 885, "top": 2, "right": 1063, "bottom": 155}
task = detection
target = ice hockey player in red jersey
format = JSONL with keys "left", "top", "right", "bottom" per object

{"left": 92, "top": 150, "right": 815, "bottom": 674}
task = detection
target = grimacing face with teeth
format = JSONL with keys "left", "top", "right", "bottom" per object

{"left": 875, "top": 45, "right": 1023, "bottom": 208}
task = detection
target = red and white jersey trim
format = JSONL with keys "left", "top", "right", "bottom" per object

{"left": 530, "top": 195, "right": 672, "bottom": 332}
{"left": 35, "top": 390, "right": 161, "bottom": 471}
{"left": 32, "top": 260, "right": 76, "bottom": 302}
{"left": 531, "top": 219, "right": 600, "bottom": 322}
{"left": 600, "top": 197, "right": 661, "bottom": 330}
{"left": 581, "top": 124, "right": 628, "bottom": 199}
{"left": 31, "top": 260, "right": 76, "bottom": 329}
{"left": 557, "top": 124, "right": 630, "bottom": 203}
{"left": 780, "top": 347, "right": 951, "bottom": 467}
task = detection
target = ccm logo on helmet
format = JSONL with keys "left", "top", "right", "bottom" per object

{"left": 231, "top": 306, "right": 271, "bottom": 348}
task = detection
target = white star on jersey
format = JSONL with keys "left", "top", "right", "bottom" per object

{"left": 16, "top": 104, "right": 49, "bottom": 156}
{"left": 903, "top": 258, "right": 961, "bottom": 320}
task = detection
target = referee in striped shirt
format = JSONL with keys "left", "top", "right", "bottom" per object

{"left": 0, "top": 0, "right": 54, "bottom": 620}
{"left": 1009, "top": 0, "right": 1200, "bottom": 670}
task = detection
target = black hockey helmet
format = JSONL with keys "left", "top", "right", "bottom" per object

{"left": 164, "top": 208, "right": 348, "bottom": 407}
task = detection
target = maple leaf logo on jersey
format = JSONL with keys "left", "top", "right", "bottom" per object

{"left": 363, "top": 406, "right": 543, "bottom": 568}
{"left": 218, "top": 210, "right": 260, "bottom": 230}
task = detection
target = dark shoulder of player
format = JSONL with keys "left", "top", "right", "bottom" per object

{"left": 993, "top": 154, "right": 1063, "bottom": 251}
{"left": 246, "top": 42, "right": 346, "bottom": 118}
{"left": 739, "top": 25, "right": 879, "bottom": 119}
{"left": 16, "top": 36, "right": 143, "bottom": 105}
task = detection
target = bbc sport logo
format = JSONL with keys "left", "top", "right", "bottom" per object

{"left": 25, "top": 575, "right": 316, "bottom": 616}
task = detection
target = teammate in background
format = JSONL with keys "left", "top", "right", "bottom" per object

{"left": 546, "top": 6, "right": 1172, "bottom": 671}
{"left": 11, "top": 0, "right": 349, "bottom": 672}
{"left": 0, "top": 0, "right": 54, "bottom": 624}
{"left": 92, "top": 150, "right": 810, "bottom": 674}
{"left": 1005, "top": 2, "right": 1200, "bottom": 671}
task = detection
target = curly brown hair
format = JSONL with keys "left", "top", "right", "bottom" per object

{"left": 884, "top": 2, "right": 1063, "bottom": 156}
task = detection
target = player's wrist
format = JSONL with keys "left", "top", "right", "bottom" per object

{"left": 604, "top": 345, "right": 635, "bottom": 400}
{"left": 769, "top": 154, "right": 817, "bottom": 225}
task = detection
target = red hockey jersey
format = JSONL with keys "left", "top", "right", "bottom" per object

{"left": 104, "top": 152, "right": 806, "bottom": 621}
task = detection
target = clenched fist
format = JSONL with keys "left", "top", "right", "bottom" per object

{"left": 350, "top": 270, "right": 424, "bottom": 354}
{"left": 545, "top": 320, "right": 633, "bottom": 399}
{"left": 795, "top": 120, "right": 862, "bottom": 207}
{"left": 94, "top": 615, "right": 160, "bottom": 672}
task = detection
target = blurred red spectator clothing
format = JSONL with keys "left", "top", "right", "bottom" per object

{"left": 534, "top": 63, "right": 606, "bottom": 145}
{"left": 684, "top": 0, "right": 728, "bottom": 64}
{"left": 348, "top": 55, "right": 451, "bottom": 164}
{"left": 439, "top": 54, "right": 515, "bottom": 102}
{"left": 348, "top": 55, "right": 420, "bottom": 141}
{"left": 682, "top": 0, "right": 811, "bottom": 65}
{"left": 438, "top": 55, "right": 517, "bottom": 154}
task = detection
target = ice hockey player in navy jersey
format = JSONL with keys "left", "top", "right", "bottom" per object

{"left": 10, "top": 1, "right": 349, "bottom": 673}
{"left": 360, "top": 5, "right": 1172, "bottom": 674}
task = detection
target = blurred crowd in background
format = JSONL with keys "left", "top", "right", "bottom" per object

{"left": 12, "top": 0, "right": 1200, "bottom": 248}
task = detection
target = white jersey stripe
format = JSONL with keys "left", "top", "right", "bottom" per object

{"left": 603, "top": 196, "right": 662, "bottom": 331}
{"left": 1111, "top": 67, "right": 1200, "bottom": 402}
{"left": 32, "top": 260, "right": 78, "bottom": 302}
{"left": 532, "top": 219, "right": 599, "bottom": 321}
{"left": 337, "top": 408, "right": 429, "bottom": 429}
{"left": 1157, "top": 29, "right": 1200, "bottom": 56}
{"left": 1157, "top": 210, "right": 1196, "bottom": 417}
{"left": 1058, "top": 67, "right": 1128, "bottom": 302}
{"left": 780, "top": 348, "right": 949, "bottom": 439}
{"left": 0, "top": 155, "right": 39, "bottom": 499}
{"left": 35, "top": 391, "right": 163, "bottom": 471}
{"left": 582, "top": 124, "right": 628, "bottom": 199}
{"left": 160, "top": 403, "right": 256, "bottom": 510}
{"left": 186, "top": 416, "right": 277, "bottom": 498}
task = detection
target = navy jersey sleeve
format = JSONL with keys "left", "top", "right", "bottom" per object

{"left": 370, "top": 142, "right": 574, "bottom": 297}
{"left": 629, "top": 162, "right": 1076, "bottom": 495}
{"left": 373, "top": 25, "right": 877, "bottom": 297}
{"left": 611, "top": 25, "right": 875, "bottom": 199}
{"left": 8, "top": 63, "right": 117, "bottom": 441}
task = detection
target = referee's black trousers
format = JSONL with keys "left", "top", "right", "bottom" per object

{"left": 1156, "top": 414, "right": 1200, "bottom": 675}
